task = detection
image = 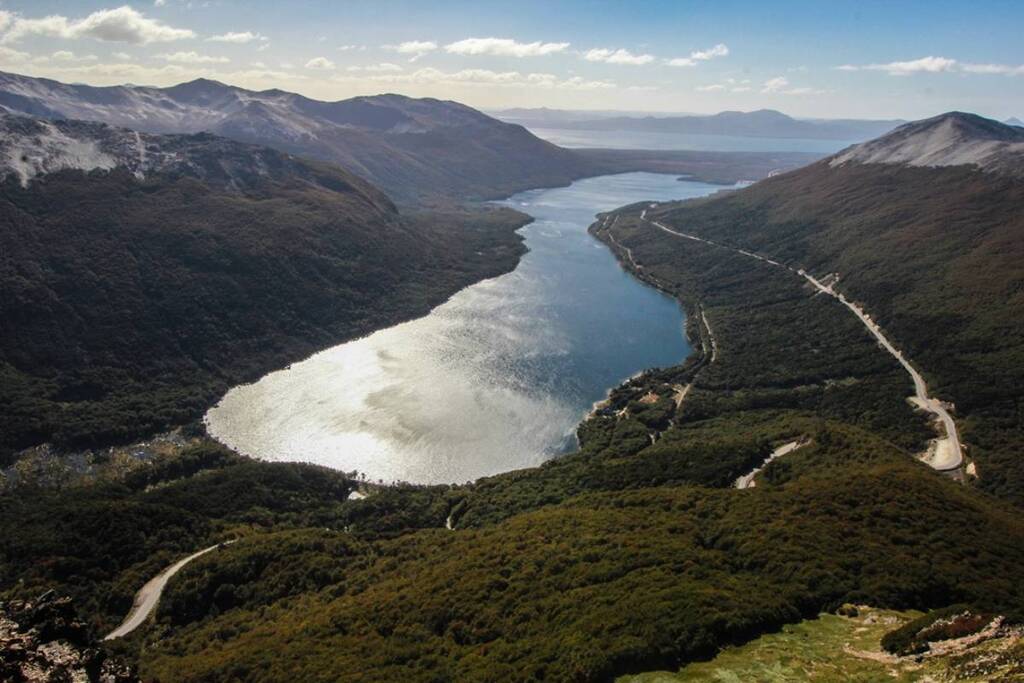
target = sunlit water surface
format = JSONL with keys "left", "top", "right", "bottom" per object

{"left": 523, "top": 126, "right": 854, "bottom": 154}
{"left": 206, "top": 173, "right": 723, "bottom": 484}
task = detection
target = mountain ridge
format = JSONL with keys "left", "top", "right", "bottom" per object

{"left": 0, "top": 110, "right": 530, "bottom": 457}
{"left": 628, "top": 110, "right": 1024, "bottom": 504}
{"left": 499, "top": 107, "right": 904, "bottom": 141}
{"left": 829, "top": 111, "right": 1024, "bottom": 176}
{"left": 0, "top": 70, "right": 590, "bottom": 202}
{"left": 0, "top": 113, "right": 389, "bottom": 204}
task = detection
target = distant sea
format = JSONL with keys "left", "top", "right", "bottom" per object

{"left": 520, "top": 125, "right": 856, "bottom": 154}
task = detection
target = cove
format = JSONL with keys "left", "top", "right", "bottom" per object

{"left": 205, "top": 173, "right": 723, "bottom": 484}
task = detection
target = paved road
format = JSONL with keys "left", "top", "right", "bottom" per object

{"left": 630, "top": 209, "right": 963, "bottom": 472}
{"left": 104, "top": 541, "right": 235, "bottom": 640}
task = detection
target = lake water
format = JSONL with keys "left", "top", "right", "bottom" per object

{"left": 206, "top": 173, "right": 722, "bottom": 484}
{"left": 523, "top": 126, "right": 855, "bottom": 154}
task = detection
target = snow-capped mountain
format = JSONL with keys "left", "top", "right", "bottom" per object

{"left": 830, "top": 112, "right": 1024, "bottom": 177}
{"left": 0, "top": 112, "right": 390, "bottom": 203}
{"left": 0, "top": 70, "right": 590, "bottom": 201}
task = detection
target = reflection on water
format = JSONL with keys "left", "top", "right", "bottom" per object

{"left": 206, "top": 173, "right": 722, "bottom": 484}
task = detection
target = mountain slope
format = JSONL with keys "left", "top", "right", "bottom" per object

{"left": 0, "top": 71, "right": 591, "bottom": 202}
{"left": 830, "top": 111, "right": 1024, "bottom": 176}
{"left": 0, "top": 113, "right": 528, "bottom": 458}
{"left": 633, "top": 112, "right": 1024, "bottom": 503}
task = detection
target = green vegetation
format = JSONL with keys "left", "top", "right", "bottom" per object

{"left": 621, "top": 607, "right": 1023, "bottom": 683}
{"left": 638, "top": 162, "right": 1024, "bottom": 504}
{"left": 0, "top": 168, "right": 528, "bottom": 461}
{"left": 135, "top": 440, "right": 1024, "bottom": 681}
{"left": 0, "top": 442, "right": 360, "bottom": 631}
{"left": 3, "top": 151, "right": 1024, "bottom": 680}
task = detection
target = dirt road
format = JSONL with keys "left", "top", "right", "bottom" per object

{"left": 104, "top": 540, "right": 235, "bottom": 640}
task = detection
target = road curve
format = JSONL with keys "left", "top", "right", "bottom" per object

{"left": 735, "top": 440, "right": 808, "bottom": 489}
{"left": 104, "top": 541, "right": 236, "bottom": 640}
{"left": 631, "top": 210, "right": 963, "bottom": 472}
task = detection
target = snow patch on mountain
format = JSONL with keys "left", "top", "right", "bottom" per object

{"left": 0, "top": 112, "right": 385, "bottom": 197}
{"left": 2, "top": 119, "right": 117, "bottom": 186}
{"left": 830, "top": 112, "right": 1024, "bottom": 177}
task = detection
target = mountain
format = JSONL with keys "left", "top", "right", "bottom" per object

{"left": 541, "top": 108, "right": 903, "bottom": 141}
{"left": 1003, "top": 116, "right": 1023, "bottom": 127}
{"left": 627, "top": 112, "right": 1024, "bottom": 504}
{"left": 4, "top": 109, "right": 1024, "bottom": 681}
{"left": 0, "top": 113, "right": 529, "bottom": 458}
{"left": 0, "top": 113, "right": 392, "bottom": 193}
{"left": 830, "top": 111, "right": 1024, "bottom": 176}
{"left": 0, "top": 71, "right": 591, "bottom": 202}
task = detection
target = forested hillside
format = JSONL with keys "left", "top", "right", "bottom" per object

{"left": 635, "top": 153, "right": 1024, "bottom": 504}
{"left": 6, "top": 114, "right": 1024, "bottom": 679}
{"left": 0, "top": 117, "right": 529, "bottom": 459}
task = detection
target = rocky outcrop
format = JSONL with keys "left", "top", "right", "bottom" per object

{"left": 0, "top": 592, "right": 138, "bottom": 682}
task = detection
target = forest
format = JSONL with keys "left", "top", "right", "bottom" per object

{"left": 637, "top": 161, "right": 1024, "bottom": 505}
{"left": 0, "top": 168, "right": 528, "bottom": 462}
{"left": 4, "top": 158, "right": 1024, "bottom": 680}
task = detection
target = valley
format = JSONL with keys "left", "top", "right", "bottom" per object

{"left": 204, "top": 173, "right": 716, "bottom": 484}
{"left": 0, "top": 52, "right": 1023, "bottom": 683}
{"left": 635, "top": 207, "right": 963, "bottom": 472}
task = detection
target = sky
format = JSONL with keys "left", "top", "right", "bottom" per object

{"left": 0, "top": 0, "right": 1021, "bottom": 120}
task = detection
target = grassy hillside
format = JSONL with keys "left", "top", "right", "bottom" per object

{"left": 637, "top": 161, "right": 1024, "bottom": 504}
{"left": 622, "top": 606, "right": 1023, "bottom": 682}
{"left": 0, "top": 166, "right": 528, "bottom": 460}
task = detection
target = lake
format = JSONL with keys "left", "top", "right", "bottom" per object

{"left": 205, "top": 173, "right": 723, "bottom": 484}
{"left": 523, "top": 126, "right": 855, "bottom": 154}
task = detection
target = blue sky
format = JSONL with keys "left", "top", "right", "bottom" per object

{"left": 1, "top": 1, "right": 1021, "bottom": 119}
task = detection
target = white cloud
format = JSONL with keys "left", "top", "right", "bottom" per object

{"left": 159, "top": 51, "right": 230, "bottom": 64}
{"left": 760, "top": 75, "right": 825, "bottom": 95}
{"left": 154, "top": 0, "right": 166, "bottom": 6}
{"left": 444, "top": 37, "right": 569, "bottom": 58}
{"left": 337, "top": 44, "right": 362, "bottom": 51}
{"left": 112, "top": 51, "right": 131, "bottom": 60}
{"left": 692, "top": 43, "right": 729, "bottom": 60}
{"left": 304, "top": 56, "right": 335, "bottom": 70}
{"left": 761, "top": 76, "right": 790, "bottom": 93}
{"left": 666, "top": 43, "right": 730, "bottom": 67}
{"left": 2, "top": 6, "right": 195, "bottom": 45}
{"left": 385, "top": 40, "right": 437, "bottom": 61}
{"left": 337, "top": 66, "right": 613, "bottom": 90}
{"left": 345, "top": 62, "right": 403, "bottom": 73}
{"left": 961, "top": 62, "right": 1024, "bottom": 75}
{"left": 208, "top": 31, "right": 267, "bottom": 44}
{"left": 51, "top": 50, "right": 98, "bottom": 62}
{"left": 696, "top": 84, "right": 726, "bottom": 92}
{"left": 838, "top": 55, "right": 1024, "bottom": 77}
{"left": 838, "top": 55, "right": 957, "bottom": 76}
{"left": 584, "top": 48, "right": 654, "bottom": 66}
{"left": 0, "top": 45, "right": 29, "bottom": 63}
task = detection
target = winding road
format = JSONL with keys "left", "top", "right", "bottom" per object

{"left": 735, "top": 440, "right": 809, "bottom": 489}
{"left": 629, "top": 209, "right": 963, "bottom": 472}
{"left": 104, "top": 540, "right": 235, "bottom": 640}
